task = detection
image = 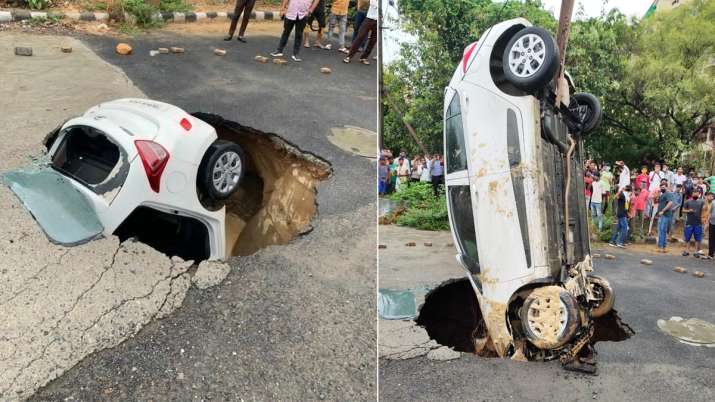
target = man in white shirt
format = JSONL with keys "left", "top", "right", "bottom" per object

{"left": 648, "top": 163, "right": 665, "bottom": 193}
{"left": 663, "top": 163, "right": 676, "bottom": 190}
{"left": 590, "top": 173, "right": 604, "bottom": 231}
{"left": 616, "top": 161, "right": 631, "bottom": 190}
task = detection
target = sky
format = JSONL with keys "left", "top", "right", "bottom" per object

{"left": 383, "top": 0, "right": 655, "bottom": 63}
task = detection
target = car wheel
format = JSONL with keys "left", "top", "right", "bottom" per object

{"left": 502, "top": 26, "right": 559, "bottom": 92}
{"left": 588, "top": 275, "right": 614, "bottom": 318}
{"left": 198, "top": 140, "right": 246, "bottom": 201}
{"left": 571, "top": 92, "right": 602, "bottom": 134}
{"left": 520, "top": 286, "right": 580, "bottom": 350}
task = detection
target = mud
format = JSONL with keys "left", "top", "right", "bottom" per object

{"left": 657, "top": 317, "right": 715, "bottom": 347}
{"left": 193, "top": 113, "right": 332, "bottom": 257}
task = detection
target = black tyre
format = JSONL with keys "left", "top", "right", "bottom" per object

{"left": 588, "top": 275, "right": 614, "bottom": 318}
{"left": 502, "top": 26, "right": 559, "bottom": 91}
{"left": 520, "top": 286, "right": 580, "bottom": 350}
{"left": 197, "top": 140, "right": 246, "bottom": 201}
{"left": 571, "top": 92, "right": 602, "bottom": 134}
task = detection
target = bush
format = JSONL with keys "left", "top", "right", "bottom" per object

{"left": 26, "top": 0, "right": 50, "bottom": 10}
{"left": 387, "top": 183, "right": 449, "bottom": 231}
{"left": 122, "top": 0, "right": 161, "bottom": 28}
{"left": 159, "top": 0, "right": 191, "bottom": 13}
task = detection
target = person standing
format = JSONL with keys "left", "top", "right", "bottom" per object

{"left": 648, "top": 163, "right": 665, "bottom": 193}
{"left": 431, "top": 154, "right": 444, "bottom": 196}
{"left": 615, "top": 160, "right": 631, "bottom": 190}
{"left": 352, "top": 0, "right": 370, "bottom": 50}
{"left": 663, "top": 163, "right": 676, "bottom": 190}
{"left": 302, "top": 0, "right": 326, "bottom": 48}
{"left": 224, "top": 0, "right": 257, "bottom": 42}
{"left": 410, "top": 155, "right": 422, "bottom": 184}
{"left": 270, "top": 0, "right": 320, "bottom": 62}
{"left": 633, "top": 186, "right": 649, "bottom": 238}
{"left": 343, "top": 0, "right": 377, "bottom": 64}
{"left": 420, "top": 154, "right": 432, "bottom": 183}
{"left": 324, "top": 0, "right": 349, "bottom": 53}
{"left": 600, "top": 165, "right": 613, "bottom": 213}
{"left": 681, "top": 188, "right": 705, "bottom": 257}
{"left": 590, "top": 172, "right": 604, "bottom": 231}
{"left": 675, "top": 167, "right": 687, "bottom": 187}
{"left": 655, "top": 179, "right": 676, "bottom": 253}
{"left": 584, "top": 172, "right": 594, "bottom": 210}
{"left": 635, "top": 166, "right": 650, "bottom": 191}
{"left": 378, "top": 157, "right": 389, "bottom": 196}
{"left": 706, "top": 192, "right": 715, "bottom": 259}
{"left": 396, "top": 156, "right": 410, "bottom": 191}
{"left": 609, "top": 185, "right": 631, "bottom": 248}
{"left": 388, "top": 157, "right": 398, "bottom": 194}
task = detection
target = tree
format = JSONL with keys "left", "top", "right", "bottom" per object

{"left": 383, "top": 0, "right": 715, "bottom": 169}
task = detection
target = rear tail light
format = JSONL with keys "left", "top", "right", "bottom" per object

{"left": 135, "top": 140, "right": 170, "bottom": 193}
{"left": 180, "top": 117, "right": 192, "bottom": 131}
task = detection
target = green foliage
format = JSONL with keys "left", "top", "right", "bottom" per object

{"left": 388, "top": 183, "right": 449, "bottom": 231}
{"left": 384, "top": 0, "right": 715, "bottom": 168}
{"left": 159, "top": 0, "right": 192, "bottom": 13}
{"left": 26, "top": 0, "right": 50, "bottom": 10}
{"left": 27, "top": 14, "right": 62, "bottom": 26}
{"left": 122, "top": 0, "right": 163, "bottom": 28}
{"left": 80, "top": 1, "right": 108, "bottom": 12}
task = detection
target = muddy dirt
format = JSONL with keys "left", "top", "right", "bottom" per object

{"left": 193, "top": 113, "right": 332, "bottom": 258}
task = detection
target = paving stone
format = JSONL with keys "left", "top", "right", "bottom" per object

{"left": 14, "top": 47, "right": 33, "bottom": 56}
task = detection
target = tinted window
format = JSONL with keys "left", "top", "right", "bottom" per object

{"left": 445, "top": 94, "right": 468, "bottom": 173}
{"left": 448, "top": 185, "right": 479, "bottom": 272}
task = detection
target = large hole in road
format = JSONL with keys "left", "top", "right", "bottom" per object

{"left": 194, "top": 113, "right": 332, "bottom": 257}
{"left": 416, "top": 278, "right": 634, "bottom": 359}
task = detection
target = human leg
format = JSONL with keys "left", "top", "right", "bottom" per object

{"left": 359, "top": 19, "right": 378, "bottom": 59}
{"left": 276, "top": 18, "right": 296, "bottom": 53}
{"left": 237, "top": 0, "right": 257, "bottom": 39}
{"left": 292, "top": 17, "right": 307, "bottom": 56}
{"left": 226, "top": 0, "right": 248, "bottom": 39}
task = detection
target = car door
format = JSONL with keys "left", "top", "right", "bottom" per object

{"left": 443, "top": 88, "right": 480, "bottom": 277}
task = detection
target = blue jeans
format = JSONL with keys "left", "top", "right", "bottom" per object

{"left": 610, "top": 216, "right": 628, "bottom": 245}
{"left": 658, "top": 214, "right": 672, "bottom": 248}
{"left": 590, "top": 202, "right": 603, "bottom": 231}
{"left": 352, "top": 11, "right": 367, "bottom": 42}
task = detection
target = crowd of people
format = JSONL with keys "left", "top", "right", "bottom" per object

{"left": 584, "top": 160, "right": 715, "bottom": 258}
{"left": 378, "top": 149, "right": 445, "bottom": 197}
{"left": 224, "top": 0, "right": 378, "bottom": 64}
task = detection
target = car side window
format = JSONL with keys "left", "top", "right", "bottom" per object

{"left": 448, "top": 185, "right": 479, "bottom": 272}
{"left": 445, "top": 93, "right": 468, "bottom": 173}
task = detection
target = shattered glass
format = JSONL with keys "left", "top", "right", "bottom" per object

{"left": 378, "top": 288, "right": 418, "bottom": 320}
{"left": 1, "top": 165, "right": 104, "bottom": 246}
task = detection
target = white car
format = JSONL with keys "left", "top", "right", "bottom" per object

{"left": 443, "top": 18, "right": 610, "bottom": 370}
{"left": 44, "top": 98, "right": 246, "bottom": 261}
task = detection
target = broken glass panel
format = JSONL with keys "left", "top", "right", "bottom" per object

{"left": 1, "top": 167, "right": 103, "bottom": 246}
{"left": 378, "top": 288, "right": 418, "bottom": 320}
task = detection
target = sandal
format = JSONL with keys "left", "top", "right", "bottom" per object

{"left": 359, "top": 58, "right": 370, "bottom": 65}
{"left": 342, "top": 57, "right": 351, "bottom": 63}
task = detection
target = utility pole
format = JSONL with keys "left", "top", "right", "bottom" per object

{"left": 554, "top": 0, "right": 575, "bottom": 106}
{"left": 377, "top": 0, "right": 385, "bottom": 150}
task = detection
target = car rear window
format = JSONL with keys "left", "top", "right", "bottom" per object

{"left": 445, "top": 93, "right": 468, "bottom": 173}
{"left": 51, "top": 126, "right": 125, "bottom": 193}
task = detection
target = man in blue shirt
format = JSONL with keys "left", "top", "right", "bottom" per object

{"left": 656, "top": 178, "right": 676, "bottom": 252}
{"left": 431, "top": 154, "right": 444, "bottom": 196}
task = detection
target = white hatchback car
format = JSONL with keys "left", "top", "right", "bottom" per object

{"left": 45, "top": 98, "right": 246, "bottom": 261}
{"left": 443, "top": 18, "right": 610, "bottom": 369}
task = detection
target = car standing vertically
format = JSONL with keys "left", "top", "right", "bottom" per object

{"left": 443, "top": 18, "right": 612, "bottom": 371}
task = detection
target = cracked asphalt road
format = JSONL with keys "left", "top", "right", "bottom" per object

{"left": 1, "top": 22, "right": 375, "bottom": 401}
{"left": 378, "top": 244, "right": 715, "bottom": 402}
